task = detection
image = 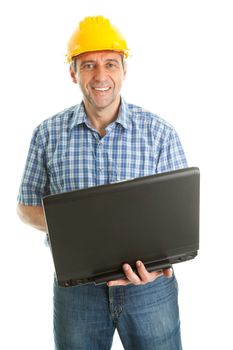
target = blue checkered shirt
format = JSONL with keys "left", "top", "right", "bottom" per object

{"left": 18, "top": 98, "right": 188, "bottom": 205}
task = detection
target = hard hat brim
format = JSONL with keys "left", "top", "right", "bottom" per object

{"left": 66, "top": 48, "right": 130, "bottom": 64}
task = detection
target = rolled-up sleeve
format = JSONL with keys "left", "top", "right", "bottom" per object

{"left": 17, "top": 127, "right": 50, "bottom": 206}
{"left": 156, "top": 128, "right": 188, "bottom": 173}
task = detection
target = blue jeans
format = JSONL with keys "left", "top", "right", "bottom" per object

{"left": 53, "top": 274, "right": 182, "bottom": 349}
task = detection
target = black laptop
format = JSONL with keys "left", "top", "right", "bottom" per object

{"left": 42, "top": 167, "right": 200, "bottom": 287}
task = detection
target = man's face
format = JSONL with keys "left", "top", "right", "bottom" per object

{"left": 70, "top": 51, "right": 127, "bottom": 111}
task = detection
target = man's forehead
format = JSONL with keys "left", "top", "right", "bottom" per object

{"left": 76, "top": 50, "right": 123, "bottom": 62}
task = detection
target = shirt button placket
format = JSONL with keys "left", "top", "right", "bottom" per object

{"left": 96, "top": 141, "right": 105, "bottom": 185}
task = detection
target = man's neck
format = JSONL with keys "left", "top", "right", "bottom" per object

{"left": 83, "top": 97, "right": 121, "bottom": 136}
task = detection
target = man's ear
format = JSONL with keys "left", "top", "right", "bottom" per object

{"left": 69, "top": 65, "right": 78, "bottom": 84}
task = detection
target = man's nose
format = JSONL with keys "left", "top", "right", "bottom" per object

{"left": 93, "top": 66, "right": 108, "bottom": 82}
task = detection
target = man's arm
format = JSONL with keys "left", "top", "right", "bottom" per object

{"left": 17, "top": 203, "right": 47, "bottom": 232}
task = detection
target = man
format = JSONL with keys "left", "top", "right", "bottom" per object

{"left": 17, "top": 16, "right": 187, "bottom": 349}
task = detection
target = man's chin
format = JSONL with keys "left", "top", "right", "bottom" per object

{"left": 88, "top": 97, "right": 116, "bottom": 111}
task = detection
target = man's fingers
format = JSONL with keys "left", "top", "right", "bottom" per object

{"left": 136, "top": 261, "right": 150, "bottom": 281}
{"left": 107, "top": 279, "right": 130, "bottom": 287}
{"left": 123, "top": 263, "right": 141, "bottom": 285}
{"left": 107, "top": 264, "right": 173, "bottom": 287}
{"left": 107, "top": 264, "right": 140, "bottom": 286}
{"left": 163, "top": 267, "right": 173, "bottom": 277}
{"left": 136, "top": 261, "right": 163, "bottom": 282}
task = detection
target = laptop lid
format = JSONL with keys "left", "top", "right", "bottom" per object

{"left": 42, "top": 167, "right": 200, "bottom": 287}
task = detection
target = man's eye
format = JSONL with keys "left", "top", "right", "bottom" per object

{"left": 82, "top": 63, "right": 94, "bottom": 70}
{"left": 106, "top": 63, "right": 116, "bottom": 69}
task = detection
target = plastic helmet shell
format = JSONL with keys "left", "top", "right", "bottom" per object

{"left": 66, "top": 16, "right": 129, "bottom": 63}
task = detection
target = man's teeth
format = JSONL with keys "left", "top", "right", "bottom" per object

{"left": 93, "top": 87, "right": 110, "bottom": 91}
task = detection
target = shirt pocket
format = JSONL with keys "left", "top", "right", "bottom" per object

{"left": 110, "top": 147, "right": 159, "bottom": 183}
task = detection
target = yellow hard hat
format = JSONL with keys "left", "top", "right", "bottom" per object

{"left": 66, "top": 16, "right": 130, "bottom": 63}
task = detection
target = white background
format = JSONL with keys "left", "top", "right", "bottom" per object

{"left": 1, "top": 0, "right": 233, "bottom": 349}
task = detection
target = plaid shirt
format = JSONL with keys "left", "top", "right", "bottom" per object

{"left": 18, "top": 98, "right": 188, "bottom": 205}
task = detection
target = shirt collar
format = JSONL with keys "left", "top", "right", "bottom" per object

{"left": 70, "top": 101, "right": 87, "bottom": 130}
{"left": 115, "top": 97, "right": 132, "bottom": 130}
{"left": 70, "top": 97, "right": 132, "bottom": 131}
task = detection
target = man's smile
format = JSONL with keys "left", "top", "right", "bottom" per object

{"left": 92, "top": 87, "right": 111, "bottom": 91}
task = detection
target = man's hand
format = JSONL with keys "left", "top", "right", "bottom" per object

{"left": 107, "top": 261, "right": 173, "bottom": 287}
